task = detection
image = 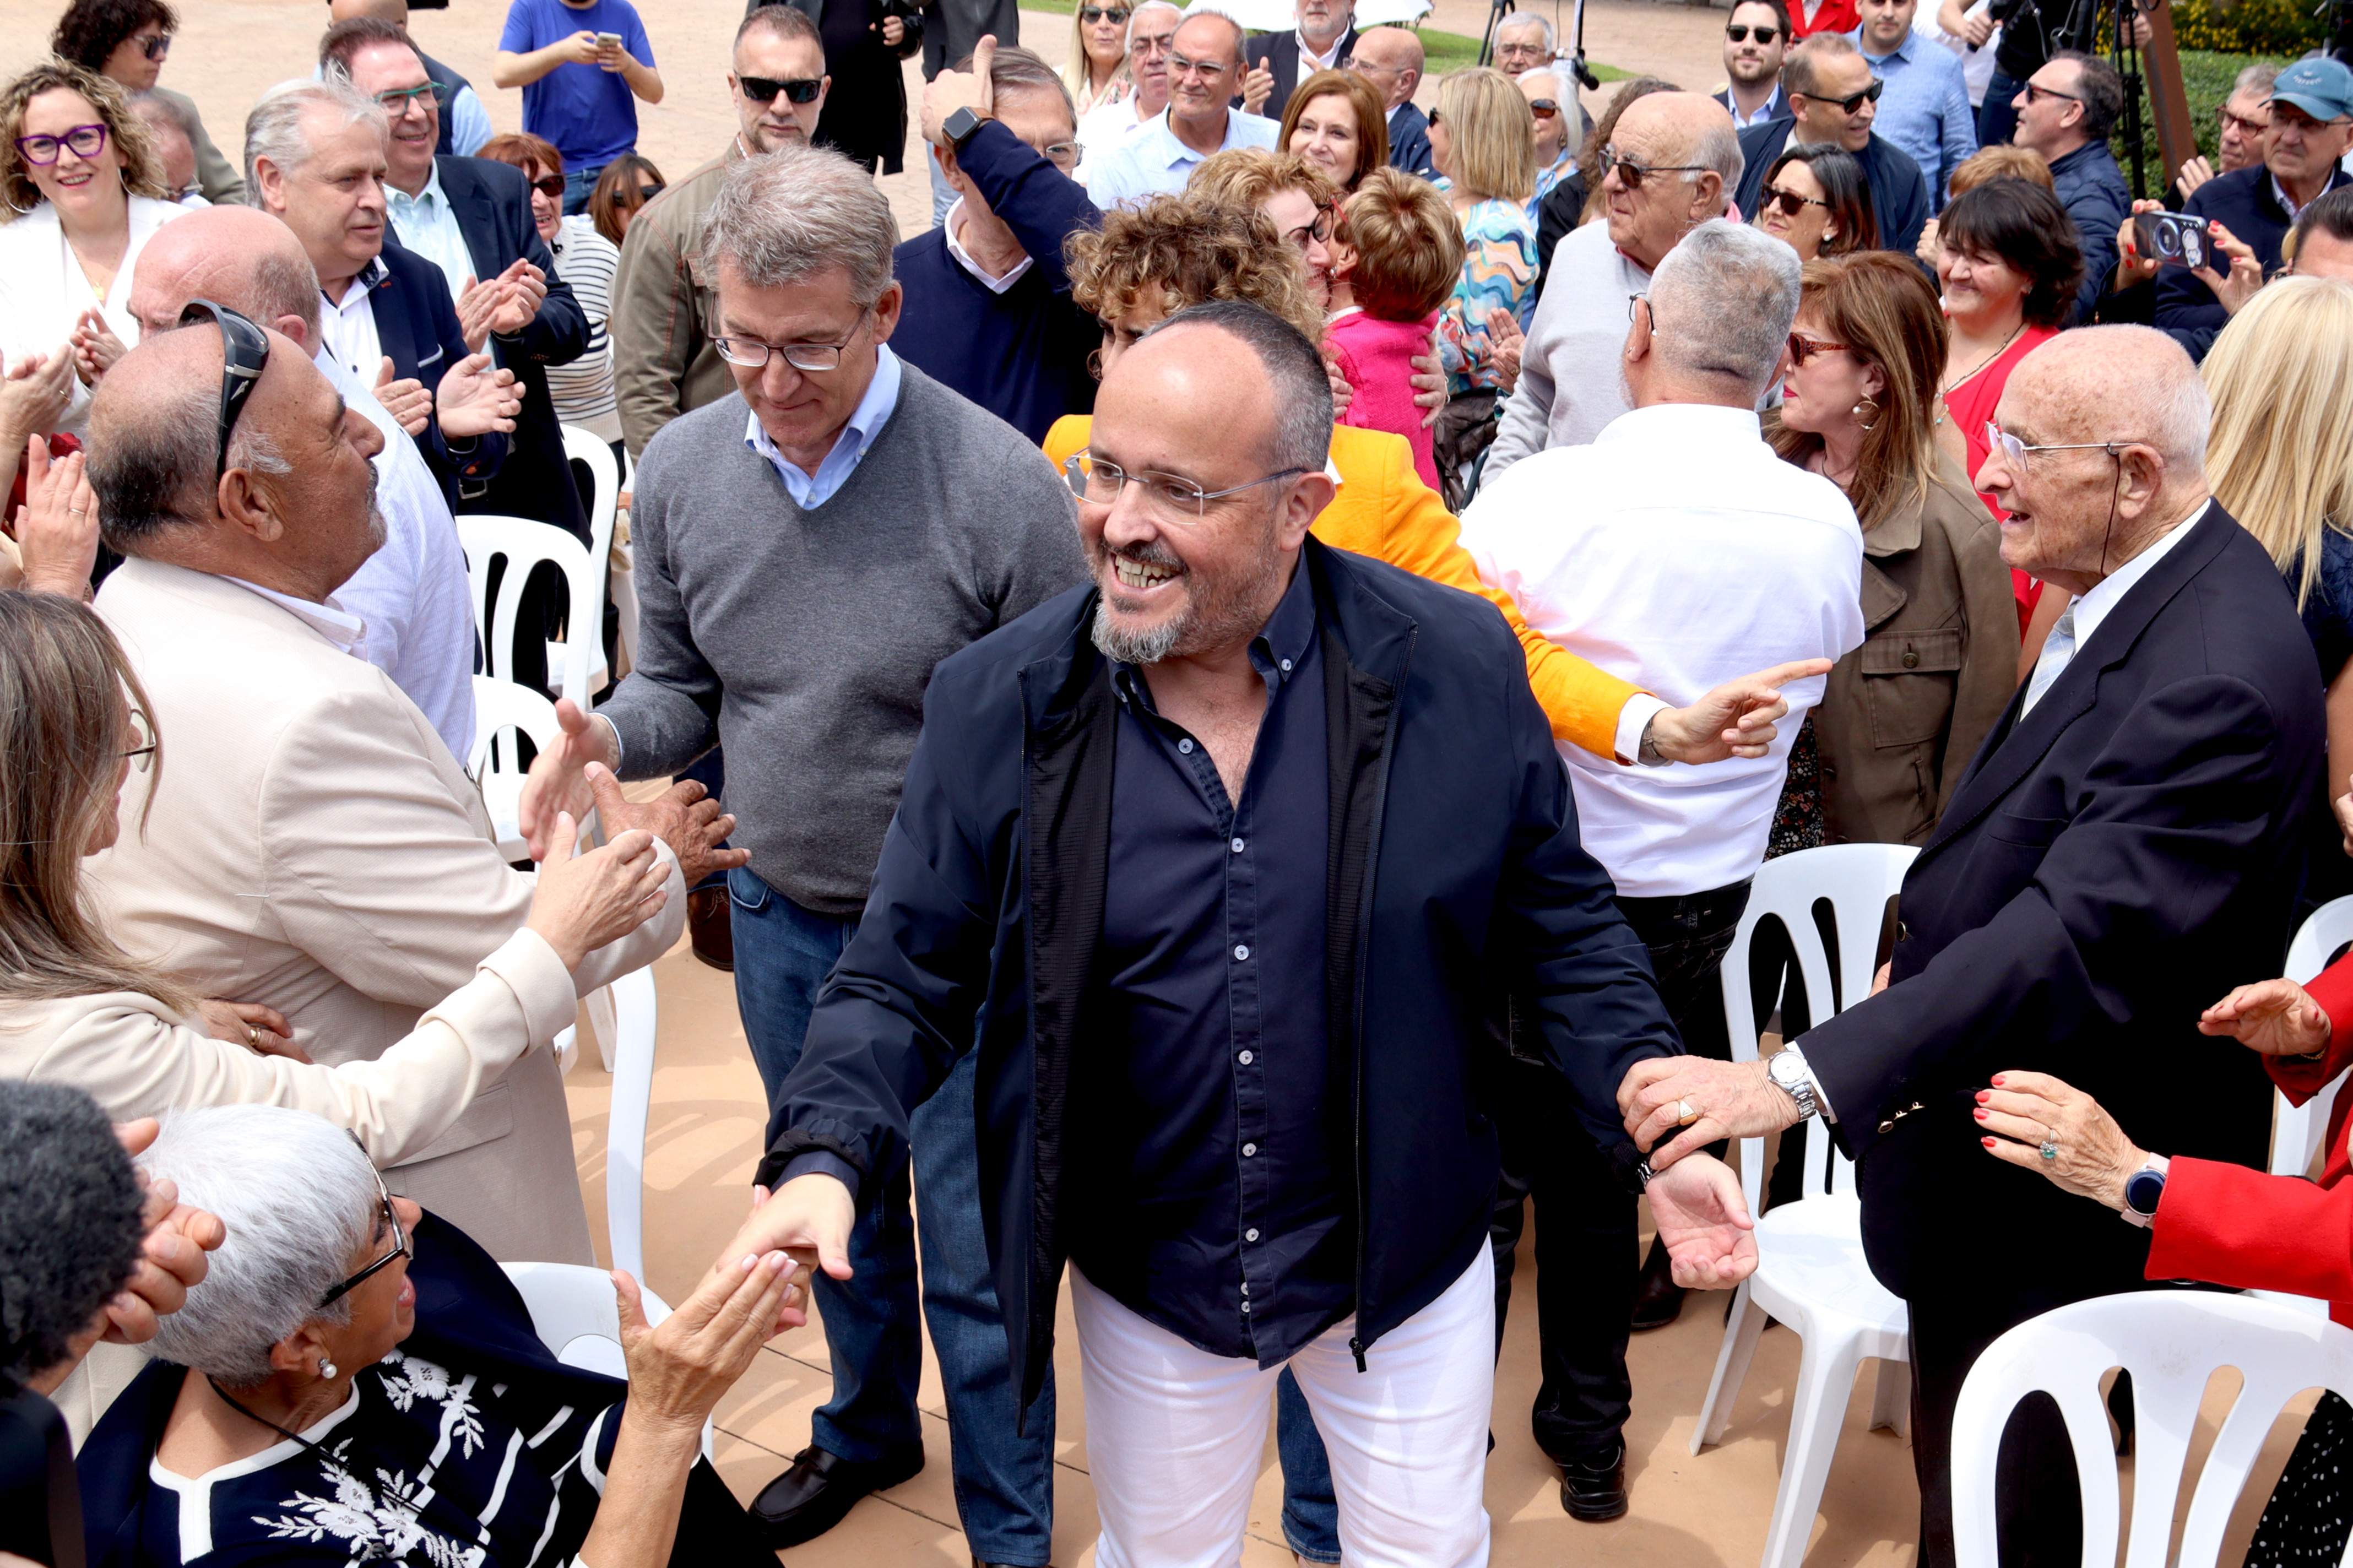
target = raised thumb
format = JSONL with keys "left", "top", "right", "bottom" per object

{"left": 611, "top": 1268, "right": 648, "bottom": 1337}
{"left": 376, "top": 355, "right": 395, "bottom": 388}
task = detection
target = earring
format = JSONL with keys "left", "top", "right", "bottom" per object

{"left": 1852, "top": 396, "right": 1881, "bottom": 432}
{"left": 318, "top": 1358, "right": 339, "bottom": 1380}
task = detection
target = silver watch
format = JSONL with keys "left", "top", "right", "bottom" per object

{"left": 1766, "top": 1050, "right": 1821, "bottom": 1121}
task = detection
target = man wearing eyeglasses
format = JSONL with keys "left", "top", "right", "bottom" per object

{"left": 2007, "top": 51, "right": 2127, "bottom": 324}
{"left": 1342, "top": 25, "right": 1433, "bottom": 178}
{"left": 1716, "top": 0, "right": 1791, "bottom": 127}
{"left": 897, "top": 42, "right": 1098, "bottom": 442}
{"left": 1086, "top": 12, "right": 1279, "bottom": 209}
{"left": 1732, "top": 32, "right": 1931, "bottom": 256}
{"left": 323, "top": 0, "right": 497, "bottom": 156}
{"left": 1493, "top": 12, "right": 1556, "bottom": 78}
{"left": 1848, "top": 0, "right": 1975, "bottom": 208}
{"left": 2173, "top": 63, "right": 2274, "bottom": 200}
{"left": 1616, "top": 325, "right": 2326, "bottom": 1568}
{"left": 1074, "top": 0, "right": 1179, "bottom": 174}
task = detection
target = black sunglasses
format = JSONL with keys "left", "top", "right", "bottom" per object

{"left": 319, "top": 1150, "right": 410, "bottom": 1310}
{"left": 176, "top": 299, "right": 269, "bottom": 486}
{"left": 1760, "top": 184, "right": 1831, "bottom": 216}
{"left": 139, "top": 31, "right": 172, "bottom": 59}
{"left": 527, "top": 172, "right": 566, "bottom": 197}
{"left": 636, "top": 181, "right": 665, "bottom": 202}
{"left": 1080, "top": 6, "right": 1132, "bottom": 20}
{"left": 1725, "top": 22, "right": 1781, "bottom": 41}
{"left": 1798, "top": 78, "right": 1884, "bottom": 114}
{"left": 1527, "top": 97, "right": 1560, "bottom": 118}
{"left": 1600, "top": 141, "right": 1707, "bottom": 189}
{"left": 739, "top": 75, "right": 823, "bottom": 104}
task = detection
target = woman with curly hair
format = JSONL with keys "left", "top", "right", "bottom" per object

{"left": 0, "top": 59, "right": 184, "bottom": 450}
{"left": 50, "top": 0, "right": 238, "bottom": 203}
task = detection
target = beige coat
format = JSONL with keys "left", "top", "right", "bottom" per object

{"left": 88, "top": 558, "right": 685, "bottom": 1265}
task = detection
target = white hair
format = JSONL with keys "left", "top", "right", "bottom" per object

{"left": 1497, "top": 12, "right": 1554, "bottom": 50}
{"left": 1649, "top": 219, "right": 1801, "bottom": 393}
{"left": 242, "top": 77, "right": 386, "bottom": 205}
{"left": 1127, "top": 0, "right": 1182, "bottom": 50}
{"left": 1693, "top": 112, "right": 1745, "bottom": 188}
{"left": 136, "top": 1105, "right": 381, "bottom": 1387}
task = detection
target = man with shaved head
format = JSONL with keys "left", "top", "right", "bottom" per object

{"left": 1489, "top": 89, "right": 1744, "bottom": 473}
{"left": 126, "top": 203, "right": 504, "bottom": 759}
{"left": 724, "top": 296, "right": 1760, "bottom": 1561}
{"left": 1623, "top": 325, "right": 2325, "bottom": 1566}
{"left": 1085, "top": 10, "right": 1279, "bottom": 208}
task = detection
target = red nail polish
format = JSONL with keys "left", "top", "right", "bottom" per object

{"left": 1974, "top": 1108, "right": 1988, "bottom": 1120}
{"left": 1975, "top": 1090, "right": 1990, "bottom": 1104}
{"left": 1981, "top": 1136, "right": 1996, "bottom": 1148}
{"left": 1991, "top": 1074, "right": 2007, "bottom": 1087}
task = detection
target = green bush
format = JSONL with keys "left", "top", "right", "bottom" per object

{"left": 2107, "top": 46, "right": 2296, "bottom": 189}
{"left": 2169, "top": 0, "right": 2329, "bottom": 56}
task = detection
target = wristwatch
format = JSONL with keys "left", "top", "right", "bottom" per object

{"left": 2121, "top": 1154, "right": 2170, "bottom": 1228}
{"left": 943, "top": 105, "right": 989, "bottom": 151}
{"left": 1766, "top": 1050, "right": 1821, "bottom": 1121}
{"left": 1636, "top": 713, "right": 1668, "bottom": 767}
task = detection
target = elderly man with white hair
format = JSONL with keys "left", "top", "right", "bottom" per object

{"left": 1460, "top": 220, "right": 1861, "bottom": 1513}
{"left": 1622, "top": 324, "right": 2327, "bottom": 1567}
{"left": 1074, "top": 0, "right": 1180, "bottom": 176}
{"left": 1493, "top": 12, "right": 1557, "bottom": 77}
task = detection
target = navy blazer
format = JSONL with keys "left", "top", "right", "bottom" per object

{"left": 757, "top": 537, "right": 1680, "bottom": 1417}
{"left": 2155, "top": 162, "right": 2353, "bottom": 362}
{"left": 365, "top": 237, "right": 509, "bottom": 506}
{"left": 1243, "top": 25, "right": 1358, "bottom": 119}
{"left": 1387, "top": 100, "right": 1435, "bottom": 178}
{"left": 1734, "top": 117, "right": 1931, "bottom": 259}
{"left": 432, "top": 154, "right": 592, "bottom": 539}
{"left": 1803, "top": 506, "right": 2325, "bottom": 1328}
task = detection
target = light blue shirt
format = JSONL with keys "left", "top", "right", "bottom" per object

{"left": 387, "top": 160, "right": 479, "bottom": 301}
{"left": 1852, "top": 29, "right": 1977, "bottom": 205}
{"left": 1721, "top": 83, "right": 1785, "bottom": 128}
{"left": 446, "top": 85, "right": 495, "bottom": 156}
{"left": 743, "top": 344, "right": 903, "bottom": 509}
{"left": 1086, "top": 108, "right": 1281, "bottom": 210}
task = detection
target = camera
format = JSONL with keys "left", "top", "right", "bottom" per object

{"left": 2132, "top": 210, "right": 2209, "bottom": 271}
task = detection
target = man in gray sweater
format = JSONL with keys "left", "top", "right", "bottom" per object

{"left": 518, "top": 144, "right": 1083, "bottom": 1562}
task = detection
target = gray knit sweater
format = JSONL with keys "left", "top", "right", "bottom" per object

{"left": 601, "top": 365, "right": 1087, "bottom": 915}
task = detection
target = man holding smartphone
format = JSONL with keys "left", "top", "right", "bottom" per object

{"left": 494, "top": 0, "right": 665, "bottom": 213}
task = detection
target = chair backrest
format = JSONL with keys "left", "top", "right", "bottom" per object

{"left": 1718, "top": 843, "right": 1919, "bottom": 1212}
{"left": 499, "top": 1261, "right": 711, "bottom": 1458}
{"left": 2275, "top": 895, "right": 2353, "bottom": 1179}
{"left": 456, "top": 513, "right": 603, "bottom": 706}
{"left": 1951, "top": 1289, "right": 2353, "bottom": 1568}
{"left": 603, "top": 964, "right": 659, "bottom": 1284}
{"left": 562, "top": 424, "right": 621, "bottom": 569}
{"left": 465, "top": 674, "right": 561, "bottom": 785}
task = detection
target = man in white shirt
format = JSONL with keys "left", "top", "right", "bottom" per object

{"left": 1086, "top": 12, "right": 1278, "bottom": 209}
{"left": 1460, "top": 220, "right": 1861, "bottom": 1493}
{"left": 1075, "top": 0, "right": 1177, "bottom": 180}
{"left": 1240, "top": 0, "right": 1357, "bottom": 116}
{"left": 124, "top": 205, "right": 500, "bottom": 761}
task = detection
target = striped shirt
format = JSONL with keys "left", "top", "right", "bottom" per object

{"left": 545, "top": 215, "right": 622, "bottom": 443}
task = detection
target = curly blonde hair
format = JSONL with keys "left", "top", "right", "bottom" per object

{"left": 1065, "top": 193, "right": 1325, "bottom": 345}
{"left": 1184, "top": 147, "right": 1340, "bottom": 220}
{"left": 0, "top": 58, "right": 166, "bottom": 218}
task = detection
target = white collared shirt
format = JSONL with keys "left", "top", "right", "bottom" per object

{"left": 743, "top": 344, "right": 904, "bottom": 509}
{"left": 387, "top": 161, "right": 479, "bottom": 301}
{"left": 224, "top": 577, "right": 368, "bottom": 652}
{"left": 1459, "top": 402, "right": 1867, "bottom": 898}
{"left": 1085, "top": 107, "right": 1282, "bottom": 209}
{"left": 942, "top": 198, "right": 1035, "bottom": 293}
{"left": 316, "top": 265, "right": 386, "bottom": 385}
{"left": 2032, "top": 499, "right": 2208, "bottom": 695}
{"left": 1295, "top": 28, "right": 1346, "bottom": 71}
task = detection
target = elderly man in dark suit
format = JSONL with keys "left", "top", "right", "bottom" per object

{"left": 1347, "top": 24, "right": 1433, "bottom": 176}
{"left": 1241, "top": 0, "right": 1358, "bottom": 118}
{"left": 1622, "top": 324, "right": 2327, "bottom": 1568}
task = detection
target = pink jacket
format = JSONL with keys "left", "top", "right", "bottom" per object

{"left": 1325, "top": 308, "right": 1443, "bottom": 494}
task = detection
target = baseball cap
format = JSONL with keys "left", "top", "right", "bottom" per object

{"left": 2269, "top": 56, "right": 2353, "bottom": 122}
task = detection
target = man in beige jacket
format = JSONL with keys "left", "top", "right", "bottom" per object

{"left": 82, "top": 315, "right": 740, "bottom": 1265}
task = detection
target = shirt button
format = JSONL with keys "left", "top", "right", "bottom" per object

{"left": 1245, "top": 1228, "right": 1260, "bottom": 1242}
{"left": 1231, "top": 837, "right": 1246, "bottom": 853}
{"left": 1242, "top": 1142, "right": 1257, "bottom": 1157}
{"left": 1238, "top": 1050, "right": 1254, "bottom": 1065}
{"left": 1241, "top": 1300, "right": 1252, "bottom": 1313}
{"left": 1233, "top": 944, "right": 1250, "bottom": 961}
{"left": 1178, "top": 738, "right": 1195, "bottom": 754}
{"left": 1279, "top": 657, "right": 1293, "bottom": 672}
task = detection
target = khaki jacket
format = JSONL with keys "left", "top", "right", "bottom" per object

{"left": 1813, "top": 459, "right": 2020, "bottom": 847}
{"left": 611, "top": 140, "right": 743, "bottom": 459}
{"left": 88, "top": 559, "right": 685, "bottom": 1265}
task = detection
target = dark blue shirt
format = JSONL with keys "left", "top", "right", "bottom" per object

{"left": 1068, "top": 558, "right": 1344, "bottom": 1365}
{"left": 891, "top": 225, "right": 1098, "bottom": 445}
{"left": 2295, "top": 525, "right": 2353, "bottom": 685}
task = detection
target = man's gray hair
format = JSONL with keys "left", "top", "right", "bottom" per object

{"left": 243, "top": 77, "right": 385, "bottom": 203}
{"left": 89, "top": 335, "right": 293, "bottom": 554}
{"left": 1175, "top": 9, "right": 1246, "bottom": 60}
{"left": 1693, "top": 110, "right": 1744, "bottom": 187}
{"left": 136, "top": 1105, "right": 382, "bottom": 1387}
{"left": 128, "top": 89, "right": 199, "bottom": 142}
{"left": 700, "top": 143, "right": 899, "bottom": 306}
{"left": 1127, "top": 0, "right": 1182, "bottom": 49}
{"left": 2235, "top": 61, "right": 2281, "bottom": 100}
{"left": 1781, "top": 32, "right": 1861, "bottom": 100}
{"left": 1647, "top": 219, "right": 1800, "bottom": 393}
{"left": 1144, "top": 299, "right": 1332, "bottom": 472}
{"left": 1498, "top": 12, "right": 1554, "bottom": 50}
{"left": 983, "top": 44, "right": 1077, "bottom": 124}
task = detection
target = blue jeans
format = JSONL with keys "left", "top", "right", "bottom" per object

{"left": 733, "top": 867, "right": 1056, "bottom": 1565}
{"left": 1277, "top": 1371, "right": 1342, "bottom": 1561}
{"left": 1976, "top": 70, "right": 2023, "bottom": 152}
{"left": 563, "top": 160, "right": 610, "bottom": 215}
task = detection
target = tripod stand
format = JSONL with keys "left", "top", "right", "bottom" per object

{"left": 2057, "top": 0, "right": 2150, "bottom": 196}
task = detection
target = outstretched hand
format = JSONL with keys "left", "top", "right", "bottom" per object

{"left": 587, "top": 764, "right": 749, "bottom": 887}
{"left": 2199, "top": 977, "right": 2332, "bottom": 1058}
{"left": 435, "top": 351, "right": 522, "bottom": 438}
{"left": 1646, "top": 659, "right": 1835, "bottom": 764}
{"left": 719, "top": 1174, "right": 857, "bottom": 1332}
{"left": 517, "top": 696, "right": 616, "bottom": 861}
{"left": 1618, "top": 1054, "right": 1802, "bottom": 1169}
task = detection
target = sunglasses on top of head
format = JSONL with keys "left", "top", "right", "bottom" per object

{"left": 1799, "top": 78, "right": 1884, "bottom": 113}
{"left": 1724, "top": 23, "right": 1780, "bottom": 41}
{"left": 740, "top": 75, "right": 824, "bottom": 104}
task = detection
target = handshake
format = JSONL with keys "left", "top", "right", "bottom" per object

{"left": 515, "top": 697, "right": 752, "bottom": 888}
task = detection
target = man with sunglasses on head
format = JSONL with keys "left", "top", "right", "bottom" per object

{"left": 1086, "top": 12, "right": 1278, "bottom": 209}
{"left": 1716, "top": 0, "right": 1791, "bottom": 128}
{"left": 1849, "top": 0, "right": 1975, "bottom": 208}
{"left": 1732, "top": 32, "right": 1930, "bottom": 256}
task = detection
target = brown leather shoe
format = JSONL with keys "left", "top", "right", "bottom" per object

{"left": 687, "top": 883, "right": 734, "bottom": 972}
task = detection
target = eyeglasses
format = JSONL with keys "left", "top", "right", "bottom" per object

{"left": 1982, "top": 421, "right": 2136, "bottom": 466}
{"left": 1132, "top": 31, "right": 1178, "bottom": 57}
{"left": 371, "top": 83, "right": 437, "bottom": 116}
{"left": 1496, "top": 39, "right": 1549, "bottom": 58}
{"left": 1786, "top": 331, "right": 1849, "bottom": 366}
{"left": 527, "top": 173, "right": 566, "bottom": 198}
{"left": 15, "top": 123, "right": 108, "bottom": 165}
{"left": 1065, "top": 449, "right": 1308, "bottom": 519}
{"left": 1600, "top": 142, "right": 1707, "bottom": 189}
{"left": 2218, "top": 106, "right": 2269, "bottom": 136}
{"left": 1284, "top": 204, "right": 1336, "bottom": 249}
{"left": 139, "top": 32, "right": 172, "bottom": 60}
{"left": 176, "top": 300, "right": 270, "bottom": 486}
{"left": 1797, "top": 78, "right": 1884, "bottom": 114}
{"left": 1725, "top": 23, "right": 1781, "bottom": 41}
{"left": 122, "top": 709, "right": 156, "bottom": 774}
{"left": 1761, "top": 183, "right": 1831, "bottom": 216}
{"left": 713, "top": 310, "right": 870, "bottom": 372}
{"left": 1339, "top": 55, "right": 1400, "bottom": 75}
{"left": 739, "top": 75, "right": 824, "bottom": 104}
{"left": 1527, "top": 97, "right": 1560, "bottom": 119}
{"left": 1628, "top": 291, "right": 1660, "bottom": 332}
{"left": 1169, "top": 53, "right": 1235, "bottom": 79}
{"left": 318, "top": 1151, "right": 410, "bottom": 1310}
{"left": 1041, "top": 140, "right": 1083, "bottom": 170}
{"left": 1080, "top": 6, "right": 1132, "bottom": 20}
{"left": 2020, "top": 82, "right": 2080, "bottom": 106}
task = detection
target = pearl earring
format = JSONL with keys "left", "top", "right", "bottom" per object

{"left": 1852, "top": 396, "right": 1882, "bottom": 432}
{"left": 318, "top": 1358, "right": 339, "bottom": 1380}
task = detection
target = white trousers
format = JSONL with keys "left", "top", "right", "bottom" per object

{"left": 1071, "top": 1250, "right": 1495, "bottom": 1568}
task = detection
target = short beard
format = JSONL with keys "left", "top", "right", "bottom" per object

{"left": 1088, "top": 524, "right": 1288, "bottom": 666}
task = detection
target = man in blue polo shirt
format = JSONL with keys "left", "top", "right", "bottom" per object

{"left": 494, "top": 0, "right": 665, "bottom": 213}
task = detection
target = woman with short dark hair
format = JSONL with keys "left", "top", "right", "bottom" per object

{"left": 48, "top": 0, "right": 238, "bottom": 203}
{"left": 589, "top": 152, "right": 665, "bottom": 247}
{"left": 1753, "top": 144, "right": 1878, "bottom": 261}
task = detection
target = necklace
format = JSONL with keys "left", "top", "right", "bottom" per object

{"left": 1942, "top": 319, "right": 2025, "bottom": 396}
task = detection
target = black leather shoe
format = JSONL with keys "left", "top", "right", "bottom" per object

{"left": 749, "top": 1444, "right": 924, "bottom": 1547}
{"left": 1629, "top": 1236, "right": 1684, "bottom": 1332}
{"left": 1558, "top": 1439, "right": 1629, "bottom": 1522}
{"left": 687, "top": 883, "right": 734, "bottom": 972}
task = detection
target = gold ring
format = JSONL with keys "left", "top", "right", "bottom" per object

{"left": 246, "top": 1024, "right": 261, "bottom": 1049}
{"left": 1676, "top": 1098, "right": 1699, "bottom": 1126}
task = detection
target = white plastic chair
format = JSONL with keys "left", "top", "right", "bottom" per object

{"left": 562, "top": 426, "right": 621, "bottom": 696}
{"left": 1951, "top": 1289, "right": 2353, "bottom": 1568}
{"left": 601, "top": 963, "right": 659, "bottom": 1284}
{"left": 2275, "top": 896, "right": 2353, "bottom": 1180}
{"left": 500, "top": 1261, "right": 712, "bottom": 1458}
{"left": 1693, "top": 842, "right": 1919, "bottom": 1568}
{"left": 456, "top": 513, "right": 609, "bottom": 708}
{"left": 464, "top": 675, "right": 562, "bottom": 862}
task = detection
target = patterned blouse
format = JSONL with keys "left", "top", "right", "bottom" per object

{"left": 1437, "top": 195, "right": 1539, "bottom": 395}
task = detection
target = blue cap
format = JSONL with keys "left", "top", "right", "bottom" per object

{"left": 2269, "top": 56, "right": 2353, "bottom": 122}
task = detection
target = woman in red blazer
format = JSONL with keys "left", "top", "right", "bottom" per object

{"left": 1973, "top": 961, "right": 2353, "bottom": 1563}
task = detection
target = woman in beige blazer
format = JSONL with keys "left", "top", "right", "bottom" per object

{"left": 0, "top": 592, "right": 673, "bottom": 1162}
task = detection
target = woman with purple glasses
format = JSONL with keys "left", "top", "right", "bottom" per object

{"left": 50, "top": 0, "right": 240, "bottom": 204}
